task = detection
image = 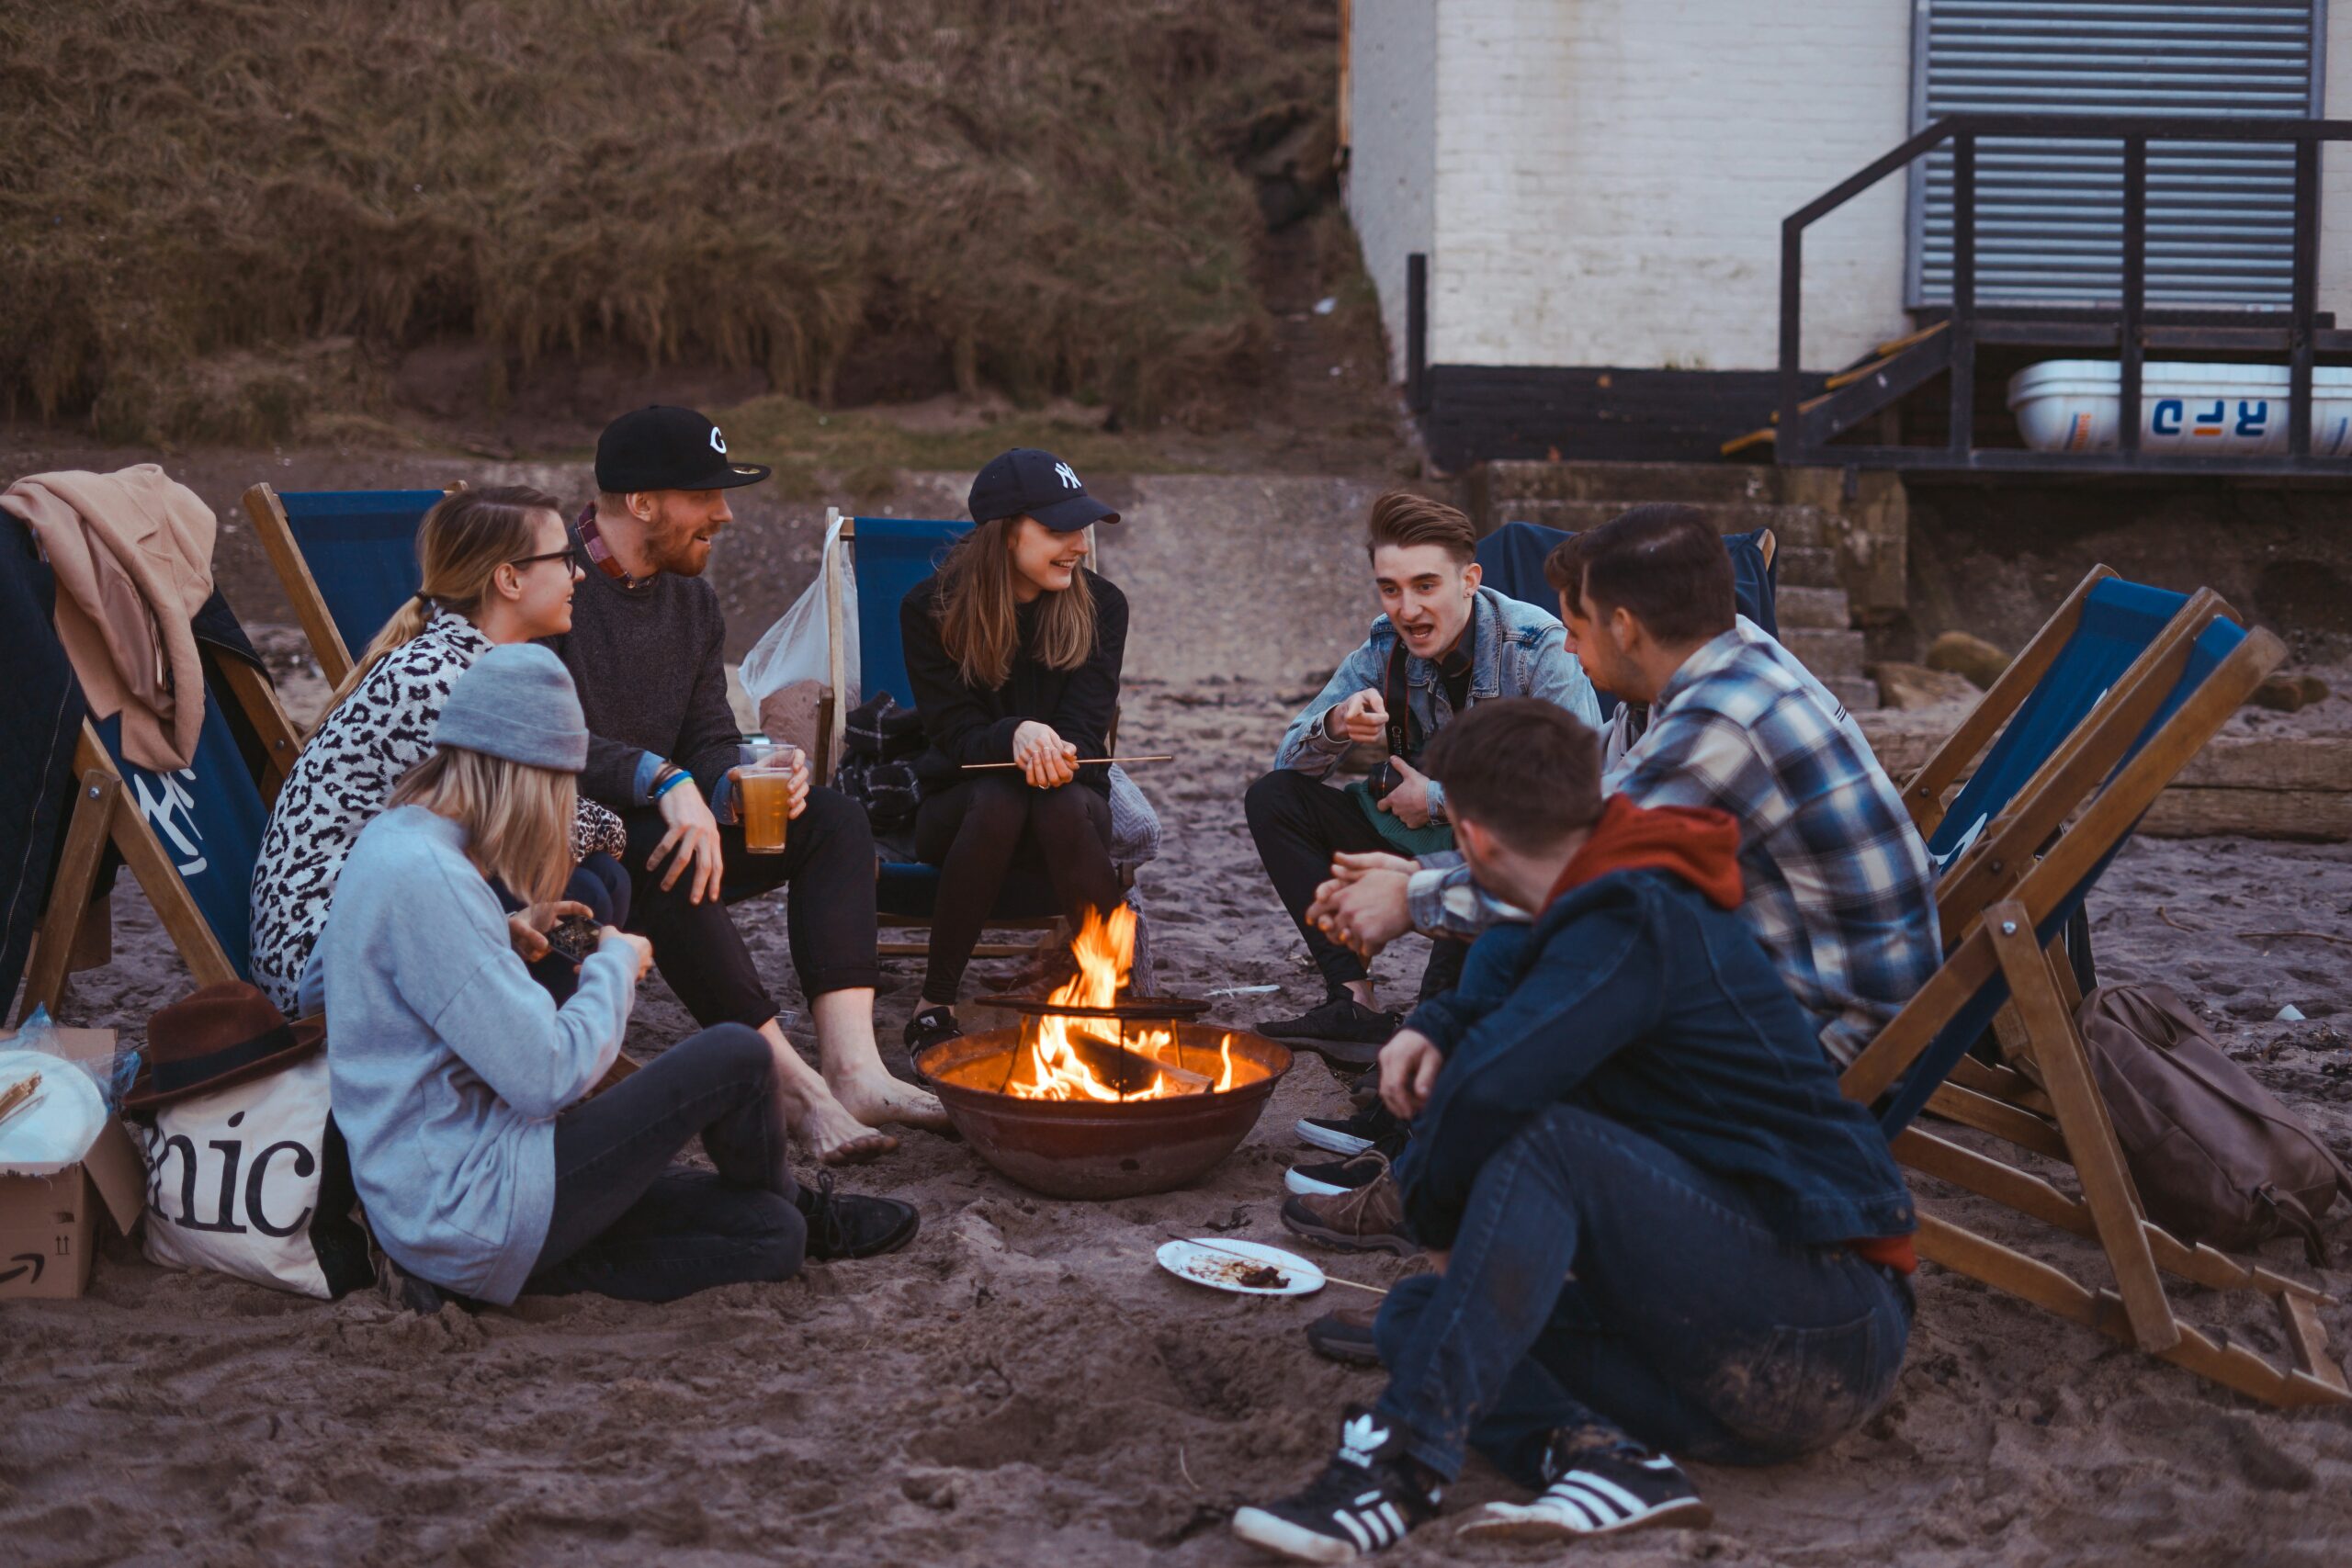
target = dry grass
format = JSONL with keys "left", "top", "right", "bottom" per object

{"left": 0, "top": 0, "right": 1338, "bottom": 444}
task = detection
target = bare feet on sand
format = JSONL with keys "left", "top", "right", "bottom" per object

{"left": 831, "top": 1068, "right": 953, "bottom": 1134}
{"left": 790, "top": 1092, "right": 899, "bottom": 1166}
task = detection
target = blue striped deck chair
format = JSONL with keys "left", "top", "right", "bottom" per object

{"left": 20, "top": 602, "right": 301, "bottom": 1021}
{"left": 1475, "top": 520, "right": 1780, "bottom": 723}
{"left": 1836, "top": 603, "right": 2344, "bottom": 1407}
{"left": 243, "top": 484, "right": 447, "bottom": 685}
{"left": 820, "top": 512, "right": 1118, "bottom": 959}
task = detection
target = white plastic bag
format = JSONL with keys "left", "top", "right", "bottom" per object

{"left": 741, "top": 513, "right": 857, "bottom": 705}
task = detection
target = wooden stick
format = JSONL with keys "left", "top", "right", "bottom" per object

{"left": 1166, "top": 1233, "right": 1390, "bottom": 1296}
{"left": 0, "top": 1073, "right": 44, "bottom": 1131}
{"left": 963, "top": 754, "right": 1173, "bottom": 771}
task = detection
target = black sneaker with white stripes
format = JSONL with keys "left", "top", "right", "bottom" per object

{"left": 1295, "top": 1097, "right": 1404, "bottom": 1157}
{"left": 1284, "top": 1151, "right": 1390, "bottom": 1198}
{"left": 1455, "top": 1436, "right": 1710, "bottom": 1542}
{"left": 1231, "top": 1406, "right": 1441, "bottom": 1562}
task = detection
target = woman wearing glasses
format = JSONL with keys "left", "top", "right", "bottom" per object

{"left": 250, "top": 485, "right": 628, "bottom": 1015}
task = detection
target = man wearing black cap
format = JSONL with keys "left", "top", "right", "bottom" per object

{"left": 549, "top": 405, "right": 946, "bottom": 1164}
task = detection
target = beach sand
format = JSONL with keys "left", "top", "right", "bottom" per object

{"left": 6, "top": 473, "right": 2352, "bottom": 1565}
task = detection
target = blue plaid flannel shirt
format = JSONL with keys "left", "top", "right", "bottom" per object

{"left": 1408, "top": 620, "right": 1939, "bottom": 1064}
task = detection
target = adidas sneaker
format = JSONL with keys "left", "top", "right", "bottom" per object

{"left": 1284, "top": 1151, "right": 1390, "bottom": 1199}
{"left": 1231, "top": 1406, "right": 1441, "bottom": 1562}
{"left": 1455, "top": 1438, "right": 1710, "bottom": 1542}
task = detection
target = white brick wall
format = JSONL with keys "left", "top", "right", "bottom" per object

{"left": 1345, "top": 0, "right": 1439, "bottom": 381}
{"left": 1425, "top": 0, "right": 1914, "bottom": 371}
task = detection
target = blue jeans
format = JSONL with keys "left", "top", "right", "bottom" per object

{"left": 1374, "top": 1103, "right": 1912, "bottom": 1484}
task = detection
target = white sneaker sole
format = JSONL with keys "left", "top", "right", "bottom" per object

{"left": 1231, "top": 1506, "right": 1361, "bottom": 1562}
{"left": 1294, "top": 1119, "right": 1376, "bottom": 1157}
{"left": 1456, "top": 1495, "right": 1711, "bottom": 1541}
{"left": 1285, "top": 1168, "right": 1355, "bottom": 1198}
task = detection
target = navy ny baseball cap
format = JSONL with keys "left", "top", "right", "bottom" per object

{"left": 967, "top": 447, "right": 1119, "bottom": 533}
{"left": 595, "top": 405, "right": 771, "bottom": 493}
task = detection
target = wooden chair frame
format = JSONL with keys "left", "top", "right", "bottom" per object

{"left": 243, "top": 482, "right": 457, "bottom": 688}
{"left": 820, "top": 509, "right": 1118, "bottom": 960}
{"left": 1844, "top": 611, "right": 2346, "bottom": 1406}
{"left": 18, "top": 668, "right": 301, "bottom": 1025}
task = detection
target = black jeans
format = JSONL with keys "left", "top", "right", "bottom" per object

{"left": 1243, "top": 768, "right": 1466, "bottom": 1000}
{"left": 913, "top": 775, "right": 1122, "bottom": 1006}
{"left": 618, "top": 785, "right": 882, "bottom": 1032}
{"left": 495, "top": 853, "right": 633, "bottom": 1004}
{"left": 526, "top": 1023, "right": 803, "bottom": 1303}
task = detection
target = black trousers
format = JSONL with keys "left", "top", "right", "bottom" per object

{"left": 1243, "top": 768, "right": 1467, "bottom": 1001}
{"left": 494, "top": 853, "right": 633, "bottom": 1004}
{"left": 913, "top": 775, "right": 1121, "bottom": 1006}
{"left": 618, "top": 785, "right": 881, "bottom": 1032}
{"left": 527, "top": 1023, "right": 802, "bottom": 1303}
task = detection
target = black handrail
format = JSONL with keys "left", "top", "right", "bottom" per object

{"left": 1778, "top": 113, "right": 2352, "bottom": 474}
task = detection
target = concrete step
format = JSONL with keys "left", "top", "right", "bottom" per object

{"left": 1479, "top": 460, "right": 1782, "bottom": 507}
{"left": 1774, "top": 545, "right": 1841, "bottom": 590}
{"left": 1776, "top": 584, "right": 1852, "bottom": 630}
{"left": 1824, "top": 674, "right": 1882, "bottom": 715}
{"left": 1780, "top": 626, "right": 1868, "bottom": 681}
{"left": 1487, "top": 498, "right": 1835, "bottom": 550}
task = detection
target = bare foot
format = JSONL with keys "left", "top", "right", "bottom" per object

{"left": 790, "top": 1092, "right": 899, "bottom": 1165}
{"left": 831, "top": 1070, "right": 953, "bottom": 1133}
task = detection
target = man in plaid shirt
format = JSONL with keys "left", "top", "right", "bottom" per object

{"left": 1316, "top": 506, "right": 1938, "bottom": 1066}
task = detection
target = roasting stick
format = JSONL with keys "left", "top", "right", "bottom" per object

{"left": 0, "top": 1072, "right": 44, "bottom": 1133}
{"left": 1166, "top": 1232, "right": 1390, "bottom": 1296}
{"left": 963, "top": 754, "right": 1173, "bottom": 771}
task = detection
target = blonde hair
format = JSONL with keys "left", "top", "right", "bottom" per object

{"left": 311, "top": 485, "right": 565, "bottom": 732}
{"left": 387, "top": 746, "right": 574, "bottom": 908}
{"left": 933, "top": 515, "right": 1097, "bottom": 690}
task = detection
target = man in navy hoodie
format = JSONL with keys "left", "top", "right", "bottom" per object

{"left": 1232, "top": 700, "right": 1917, "bottom": 1562}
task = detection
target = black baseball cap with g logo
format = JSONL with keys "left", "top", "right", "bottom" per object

{"left": 967, "top": 447, "right": 1120, "bottom": 533}
{"left": 595, "top": 405, "right": 772, "bottom": 492}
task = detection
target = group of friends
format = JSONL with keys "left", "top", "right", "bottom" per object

{"left": 244, "top": 401, "right": 1944, "bottom": 1556}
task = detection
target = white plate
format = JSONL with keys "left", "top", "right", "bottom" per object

{"left": 1156, "top": 1237, "right": 1326, "bottom": 1297}
{"left": 0, "top": 1049, "right": 106, "bottom": 1176}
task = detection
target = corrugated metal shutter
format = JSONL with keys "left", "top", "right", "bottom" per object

{"left": 1909, "top": 1, "right": 2322, "bottom": 308}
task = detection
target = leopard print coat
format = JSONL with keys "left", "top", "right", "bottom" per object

{"left": 247, "top": 610, "right": 627, "bottom": 1011}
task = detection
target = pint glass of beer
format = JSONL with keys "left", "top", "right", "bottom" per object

{"left": 737, "top": 738, "right": 797, "bottom": 855}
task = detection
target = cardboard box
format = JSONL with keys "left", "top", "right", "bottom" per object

{"left": 0, "top": 1026, "right": 147, "bottom": 1300}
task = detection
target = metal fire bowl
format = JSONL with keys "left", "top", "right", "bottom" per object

{"left": 915, "top": 1024, "right": 1294, "bottom": 1200}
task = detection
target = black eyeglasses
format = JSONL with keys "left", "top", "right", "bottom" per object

{"left": 510, "top": 547, "right": 583, "bottom": 573}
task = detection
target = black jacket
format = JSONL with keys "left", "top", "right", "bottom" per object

{"left": 900, "top": 569, "right": 1126, "bottom": 796}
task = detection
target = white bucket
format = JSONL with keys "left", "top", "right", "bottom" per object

{"left": 2007, "top": 359, "right": 2352, "bottom": 457}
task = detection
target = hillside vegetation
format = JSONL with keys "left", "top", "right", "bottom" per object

{"left": 0, "top": 0, "right": 1341, "bottom": 445}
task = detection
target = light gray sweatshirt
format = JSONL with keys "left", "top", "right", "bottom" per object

{"left": 318, "top": 806, "right": 635, "bottom": 1303}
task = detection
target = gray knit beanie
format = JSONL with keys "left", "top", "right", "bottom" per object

{"left": 433, "top": 644, "right": 589, "bottom": 771}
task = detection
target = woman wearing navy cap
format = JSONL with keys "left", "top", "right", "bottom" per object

{"left": 898, "top": 449, "right": 1129, "bottom": 1055}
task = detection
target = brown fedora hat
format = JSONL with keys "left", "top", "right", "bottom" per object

{"left": 122, "top": 982, "right": 325, "bottom": 1111}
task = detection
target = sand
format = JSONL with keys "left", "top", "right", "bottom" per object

{"left": 6, "top": 472, "right": 2352, "bottom": 1566}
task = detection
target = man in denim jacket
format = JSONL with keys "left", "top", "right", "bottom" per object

{"left": 1244, "top": 492, "right": 1599, "bottom": 1060}
{"left": 1232, "top": 700, "right": 1916, "bottom": 1562}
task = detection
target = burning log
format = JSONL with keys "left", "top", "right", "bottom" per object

{"left": 1059, "top": 1032, "right": 1212, "bottom": 1097}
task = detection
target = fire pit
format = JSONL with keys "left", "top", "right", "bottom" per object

{"left": 914, "top": 907, "right": 1292, "bottom": 1199}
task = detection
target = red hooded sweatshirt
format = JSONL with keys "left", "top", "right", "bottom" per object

{"left": 1540, "top": 795, "right": 1917, "bottom": 1275}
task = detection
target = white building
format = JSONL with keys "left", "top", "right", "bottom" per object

{"left": 1344, "top": 0, "right": 2352, "bottom": 468}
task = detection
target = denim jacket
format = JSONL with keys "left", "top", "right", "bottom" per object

{"left": 1272, "top": 587, "right": 1600, "bottom": 822}
{"left": 1393, "top": 867, "right": 1917, "bottom": 1253}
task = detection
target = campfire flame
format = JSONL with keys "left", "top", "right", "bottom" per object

{"left": 1002, "top": 905, "right": 1239, "bottom": 1101}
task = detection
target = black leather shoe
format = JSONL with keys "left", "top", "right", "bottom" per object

{"left": 1257, "top": 997, "right": 1403, "bottom": 1066}
{"left": 797, "top": 1173, "right": 920, "bottom": 1261}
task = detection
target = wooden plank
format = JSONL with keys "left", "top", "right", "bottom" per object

{"left": 214, "top": 655, "right": 301, "bottom": 805}
{"left": 17, "top": 769, "right": 121, "bottom": 1023}
{"left": 1986, "top": 900, "right": 2179, "bottom": 1353}
{"left": 2283, "top": 1293, "right": 2349, "bottom": 1394}
{"left": 1924, "top": 1081, "right": 2070, "bottom": 1160}
{"left": 1947, "top": 1053, "right": 2052, "bottom": 1115}
{"left": 2139, "top": 787, "right": 2352, "bottom": 841}
{"left": 242, "top": 482, "right": 355, "bottom": 687}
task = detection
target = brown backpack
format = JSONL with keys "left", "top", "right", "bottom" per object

{"left": 2073, "top": 984, "right": 2352, "bottom": 1263}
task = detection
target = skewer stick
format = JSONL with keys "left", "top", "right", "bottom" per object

{"left": 1165, "top": 1233, "right": 1390, "bottom": 1296}
{"left": 963, "top": 754, "right": 1173, "bottom": 770}
{"left": 0, "top": 1072, "right": 45, "bottom": 1132}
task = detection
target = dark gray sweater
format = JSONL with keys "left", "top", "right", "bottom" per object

{"left": 545, "top": 522, "right": 741, "bottom": 809}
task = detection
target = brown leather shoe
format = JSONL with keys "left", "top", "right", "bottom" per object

{"left": 1279, "top": 1162, "right": 1421, "bottom": 1257}
{"left": 1306, "top": 1303, "right": 1384, "bottom": 1366}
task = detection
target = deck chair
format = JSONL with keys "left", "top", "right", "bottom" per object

{"left": 1838, "top": 600, "right": 2346, "bottom": 1407}
{"left": 1475, "top": 520, "right": 1780, "bottom": 722}
{"left": 18, "top": 602, "right": 301, "bottom": 1023}
{"left": 243, "top": 485, "right": 447, "bottom": 684}
{"left": 818, "top": 511, "right": 1125, "bottom": 960}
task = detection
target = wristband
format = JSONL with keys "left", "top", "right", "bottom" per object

{"left": 651, "top": 766, "right": 693, "bottom": 801}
